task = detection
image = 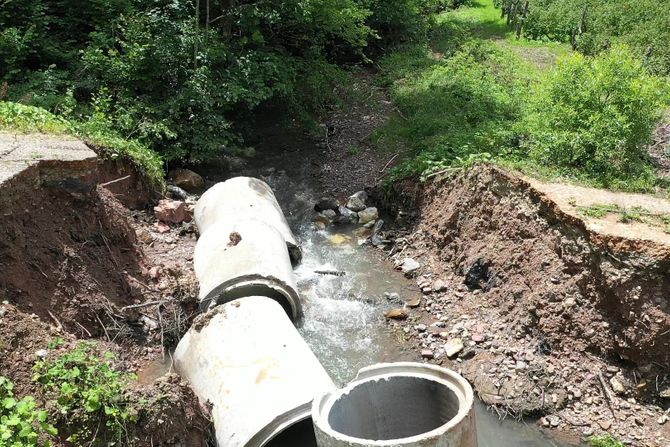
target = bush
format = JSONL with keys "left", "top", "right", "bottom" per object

{"left": 0, "top": 376, "right": 56, "bottom": 446}
{"left": 33, "top": 343, "right": 137, "bottom": 446}
{"left": 380, "top": 41, "right": 532, "bottom": 179}
{"left": 521, "top": 45, "right": 668, "bottom": 185}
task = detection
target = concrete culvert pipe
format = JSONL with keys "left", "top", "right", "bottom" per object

{"left": 312, "top": 362, "right": 478, "bottom": 447}
{"left": 174, "top": 296, "right": 334, "bottom": 447}
{"left": 194, "top": 218, "right": 302, "bottom": 320}
{"left": 194, "top": 177, "right": 302, "bottom": 264}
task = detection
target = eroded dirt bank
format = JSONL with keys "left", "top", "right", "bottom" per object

{"left": 0, "top": 135, "right": 208, "bottom": 445}
{"left": 374, "top": 165, "right": 670, "bottom": 446}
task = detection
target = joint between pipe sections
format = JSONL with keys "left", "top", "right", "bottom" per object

{"left": 198, "top": 274, "right": 302, "bottom": 321}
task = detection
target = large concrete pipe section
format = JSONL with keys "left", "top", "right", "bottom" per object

{"left": 194, "top": 177, "right": 302, "bottom": 263}
{"left": 193, "top": 218, "right": 302, "bottom": 319}
{"left": 174, "top": 296, "right": 334, "bottom": 447}
{"left": 312, "top": 362, "right": 477, "bottom": 447}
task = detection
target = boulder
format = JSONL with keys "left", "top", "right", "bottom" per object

{"left": 345, "top": 196, "right": 366, "bottom": 212}
{"left": 154, "top": 199, "right": 192, "bottom": 224}
{"left": 334, "top": 206, "right": 358, "bottom": 224}
{"left": 384, "top": 308, "right": 408, "bottom": 320}
{"left": 358, "top": 207, "right": 378, "bottom": 224}
{"left": 168, "top": 168, "right": 204, "bottom": 192}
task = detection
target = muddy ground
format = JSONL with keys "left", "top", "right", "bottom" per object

{"left": 0, "top": 155, "right": 209, "bottom": 446}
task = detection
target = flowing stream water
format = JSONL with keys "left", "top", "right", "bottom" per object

{"left": 200, "top": 123, "right": 584, "bottom": 446}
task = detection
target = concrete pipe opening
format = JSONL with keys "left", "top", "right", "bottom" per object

{"left": 312, "top": 363, "right": 477, "bottom": 447}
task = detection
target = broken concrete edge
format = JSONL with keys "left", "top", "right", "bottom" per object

{"left": 312, "top": 362, "right": 477, "bottom": 447}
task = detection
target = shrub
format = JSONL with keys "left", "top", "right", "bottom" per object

{"left": 0, "top": 376, "right": 56, "bottom": 446}
{"left": 521, "top": 45, "right": 668, "bottom": 186}
{"left": 33, "top": 343, "right": 137, "bottom": 446}
{"left": 380, "top": 41, "right": 532, "bottom": 179}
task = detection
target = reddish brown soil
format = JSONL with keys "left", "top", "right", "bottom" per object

{"left": 0, "top": 155, "right": 207, "bottom": 446}
{"left": 377, "top": 165, "right": 670, "bottom": 446}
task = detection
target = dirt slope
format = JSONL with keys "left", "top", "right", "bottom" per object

{"left": 379, "top": 165, "right": 670, "bottom": 446}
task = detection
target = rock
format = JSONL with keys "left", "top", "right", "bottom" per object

{"left": 444, "top": 338, "right": 464, "bottom": 358}
{"left": 358, "top": 207, "right": 379, "bottom": 224}
{"left": 329, "top": 234, "right": 351, "bottom": 245}
{"left": 323, "top": 209, "right": 337, "bottom": 220}
{"left": 399, "top": 258, "right": 421, "bottom": 275}
{"left": 166, "top": 184, "right": 190, "bottom": 200}
{"left": 406, "top": 296, "right": 421, "bottom": 308}
{"left": 346, "top": 196, "right": 366, "bottom": 212}
{"left": 471, "top": 333, "right": 486, "bottom": 343}
{"left": 148, "top": 266, "right": 161, "bottom": 280}
{"left": 313, "top": 221, "right": 326, "bottom": 231}
{"left": 421, "top": 349, "right": 434, "bottom": 359}
{"left": 415, "top": 324, "right": 427, "bottom": 332}
{"left": 313, "top": 213, "right": 332, "bottom": 225}
{"left": 335, "top": 206, "right": 358, "bottom": 224}
{"left": 351, "top": 190, "right": 368, "bottom": 203}
{"left": 35, "top": 349, "right": 48, "bottom": 359}
{"left": 363, "top": 219, "right": 377, "bottom": 229}
{"left": 598, "top": 420, "right": 612, "bottom": 430}
{"left": 384, "top": 308, "right": 408, "bottom": 320}
{"left": 154, "top": 199, "right": 192, "bottom": 224}
{"left": 156, "top": 222, "right": 171, "bottom": 233}
{"left": 168, "top": 168, "right": 204, "bottom": 192}
{"left": 610, "top": 376, "right": 626, "bottom": 395}
{"left": 432, "top": 279, "right": 447, "bottom": 292}
{"left": 385, "top": 292, "right": 403, "bottom": 304}
{"left": 315, "top": 197, "right": 338, "bottom": 212}
{"left": 543, "top": 415, "right": 560, "bottom": 428}
{"left": 658, "top": 414, "right": 669, "bottom": 425}
{"left": 659, "top": 388, "right": 670, "bottom": 398}
{"left": 371, "top": 219, "right": 384, "bottom": 235}
{"left": 464, "top": 258, "right": 495, "bottom": 290}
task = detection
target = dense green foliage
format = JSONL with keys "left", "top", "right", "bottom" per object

{"left": 33, "top": 343, "right": 137, "bottom": 445}
{"left": 378, "top": 0, "right": 669, "bottom": 191}
{"left": 379, "top": 40, "right": 532, "bottom": 179}
{"left": 0, "top": 101, "right": 164, "bottom": 184}
{"left": 0, "top": 0, "right": 428, "bottom": 166}
{"left": 496, "top": 0, "right": 670, "bottom": 75}
{"left": 0, "top": 376, "right": 56, "bottom": 446}
{"left": 520, "top": 45, "right": 667, "bottom": 187}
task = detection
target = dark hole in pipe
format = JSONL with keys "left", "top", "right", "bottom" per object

{"left": 264, "top": 418, "right": 317, "bottom": 447}
{"left": 327, "top": 376, "right": 459, "bottom": 441}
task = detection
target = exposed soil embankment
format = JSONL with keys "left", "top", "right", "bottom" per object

{"left": 0, "top": 133, "right": 208, "bottom": 446}
{"left": 378, "top": 165, "right": 670, "bottom": 446}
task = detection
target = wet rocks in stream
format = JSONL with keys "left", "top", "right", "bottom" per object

{"left": 311, "top": 191, "right": 387, "bottom": 247}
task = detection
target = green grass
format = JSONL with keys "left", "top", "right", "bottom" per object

{"left": 588, "top": 434, "right": 625, "bottom": 447}
{"left": 0, "top": 101, "right": 164, "bottom": 186}
{"left": 577, "top": 203, "right": 621, "bottom": 218}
